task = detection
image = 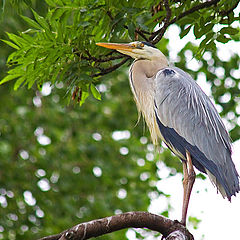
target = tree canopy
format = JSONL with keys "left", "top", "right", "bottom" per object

{"left": 0, "top": 0, "right": 239, "bottom": 239}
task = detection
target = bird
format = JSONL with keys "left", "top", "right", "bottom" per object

{"left": 96, "top": 41, "right": 240, "bottom": 225}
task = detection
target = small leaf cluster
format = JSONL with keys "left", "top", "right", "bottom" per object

{"left": 178, "top": 0, "right": 239, "bottom": 57}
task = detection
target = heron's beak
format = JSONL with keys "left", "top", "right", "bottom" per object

{"left": 96, "top": 42, "right": 133, "bottom": 52}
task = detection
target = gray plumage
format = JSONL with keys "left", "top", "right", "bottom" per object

{"left": 154, "top": 67, "right": 239, "bottom": 199}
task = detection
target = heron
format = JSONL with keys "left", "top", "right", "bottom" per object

{"left": 96, "top": 41, "right": 240, "bottom": 225}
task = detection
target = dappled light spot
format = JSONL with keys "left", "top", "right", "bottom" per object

{"left": 6, "top": 191, "right": 14, "bottom": 198}
{"left": 203, "top": 51, "right": 212, "bottom": 61}
{"left": 41, "top": 82, "right": 52, "bottom": 96}
{"left": 0, "top": 196, "right": 7, "bottom": 208}
{"left": 37, "top": 178, "right": 51, "bottom": 192}
{"left": 72, "top": 166, "right": 81, "bottom": 174}
{"left": 19, "top": 150, "right": 29, "bottom": 160}
{"left": 34, "top": 127, "right": 44, "bottom": 136}
{"left": 87, "top": 195, "right": 94, "bottom": 203}
{"left": 140, "top": 172, "right": 150, "bottom": 181}
{"left": 119, "top": 177, "right": 128, "bottom": 185}
{"left": 214, "top": 78, "right": 221, "bottom": 86}
{"left": 227, "top": 111, "right": 235, "bottom": 120}
{"left": 33, "top": 96, "right": 42, "bottom": 107}
{"left": 55, "top": 81, "right": 63, "bottom": 89}
{"left": 147, "top": 191, "right": 159, "bottom": 200}
{"left": 157, "top": 161, "right": 171, "bottom": 179}
{"left": 224, "top": 77, "right": 235, "bottom": 88}
{"left": 36, "top": 208, "right": 44, "bottom": 218}
{"left": 112, "top": 130, "right": 130, "bottom": 141}
{"left": 20, "top": 225, "right": 28, "bottom": 233}
{"left": 147, "top": 143, "right": 154, "bottom": 152}
{"left": 97, "top": 83, "right": 107, "bottom": 93}
{"left": 140, "top": 136, "right": 148, "bottom": 144}
{"left": 114, "top": 209, "right": 122, "bottom": 215}
{"left": 39, "top": 148, "right": 46, "bottom": 156}
{"left": 35, "top": 169, "right": 46, "bottom": 178}
{"left": 37, "top": 135, "right": 51, "bottom": 146}
{"left": 50, "top": 172, "right": 59, "bottom": 183}
{"left": 137, "top": 158, "right": 145, "bottom": 167}
{"left": 218, "top": 92, "right": 231, "bottom": 103}
{"left": 117, "top": 188, "right": 127, "bottom": 199}
{"left": 92, "top": 132, "right": 102, "bottom": 141}
{"left": 230, "top": 69, "right": 240, "bottom": 79}
{"left": 28, "top": 215, "right": 37, "bottom": 223}
{"left": 93, "top": 166, "right": 102, "bottom": 177}
{"left": 215, "top": 104, "right": 223, "bottom": 113}
{"left": 215, "top": 66, "right": 225, "bottom": 79}
{"left": 23, "top": 191, "right": 36, "bottom": 206}
{"left": 7, "top": 213, "right": 18, "bottom": 221}
{"left": 76, "top": 206, "right": 87, "bottom": 219}
{"left": 146, "top": 152, "right": 154, "bottom": 161}
{"left": 52, "top": 94, "right": 60, "bottom": 103}
{"left": 119, "top": 147, "right": 129, "bottom": 155}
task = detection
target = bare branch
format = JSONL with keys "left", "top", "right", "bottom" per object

{"left": 37, "top": 211, "right": 194, "bottom": 240}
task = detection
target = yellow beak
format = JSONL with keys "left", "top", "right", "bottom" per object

{"left": 96, "top": 42, "right": 133, "bottom": 52}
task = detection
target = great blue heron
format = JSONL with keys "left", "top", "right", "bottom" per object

{"left": 96, "top": 41, "right": 239, "bottom": 225}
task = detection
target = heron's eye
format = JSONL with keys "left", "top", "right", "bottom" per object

{"left": 131, "top": 43, "right": 137, "bottom": 48}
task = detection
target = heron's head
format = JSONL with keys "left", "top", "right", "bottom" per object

{"left": 96, "top": 41, "right": 166, "bottom": 61}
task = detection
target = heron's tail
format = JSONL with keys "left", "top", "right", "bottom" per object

{"left": 206, "top": 166, "right": 240, "bottom": 201}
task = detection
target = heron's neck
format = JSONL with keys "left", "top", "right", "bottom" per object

{"left": 129, "top": 58, "right": 168, "bottom": 144}
{"left": 132, "top": 57, "right": 168, "bottom": 80}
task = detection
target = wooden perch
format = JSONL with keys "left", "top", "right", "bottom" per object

{"left": 38, "top": 211, "right": 194, "bottom": 240}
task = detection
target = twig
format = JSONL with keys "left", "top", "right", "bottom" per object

{"left": 150, "top": 0, "right": 220, "bottom": 44}
{"left": 37, "top": 211, "right": 194, "bottom": 240}
{"left": 219, "top": 1, "right": 239, "bottom": 16}
{"left": 91, "top": 56, "right": 130, "bottom": 77}
{"left": 151, "top": 0, "right": 172, "bottom": 44}
{"left": 169, "top": 0, "right": 220, "bottom": 25}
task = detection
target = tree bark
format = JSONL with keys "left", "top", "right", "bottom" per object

{"left": 38, "top": 211, "right": 194, "bottom": 240}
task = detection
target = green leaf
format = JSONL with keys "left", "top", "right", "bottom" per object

{"left": 80, "top": 90, "right": 89, "bottom": 106}
{"left": 32, "top": 9, "right": 50, "bottom": 30}
{"left": 128, "top": 21, "right": 136, "bottom": 41}
{"left": 45, "top": 0, "right": 56, "bottom": 7}
{"left": 14, "top": 77, "right": 25, "bottom": 90}
{"left": 90, "top": 83, "right": 101, "bottom": 100}
{"left": 6, "top": 32, "right": 28, "bottom": 46}
{"left": 193, "top": 23, "right": 200, "bottom": 39}
{"left": 21, "top": 15, "right": 43, "bottom": 30}
{"left": 1, "top": 39, "right": 20, "bottom": 49}
{"left": 216, "top": 35, "right": 231, "bottom": 43}
{"left": 180, "top": 25, "right": 191, "bottom": 39}
{"left": 145, "top": 11, "right": 165, "bottom": 25}
{"left": 220, "top": 27, "right": 239, "bottom": 35}
{"left": 51, "top": 8, "right": 67, "bottom": 20}
{"left": 0, "top": 74, "right": 21, "bottom": 85}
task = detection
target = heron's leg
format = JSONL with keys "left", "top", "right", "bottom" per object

{"left": 181, "top": 151, "right": 196, "bottom": 225}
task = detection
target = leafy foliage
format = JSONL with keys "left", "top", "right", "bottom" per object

{"left": 1, "top": 0, "right": 239, "bottom": 105}
{"left": 0, "top": 0, "right": 240, "bottom": 240}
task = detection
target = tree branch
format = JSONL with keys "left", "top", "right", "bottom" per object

{"left": 91, "top": 56, "right": 130, "bottom": 77}
{"left": 151, "top": 0, "right": 171, "bottom": 44}
{"left": 150, "top": 0, "right": 220, "bottom": 43}
{"left": 37, "top": 211, "right": 194, "bottom": 240}
{"left": 169, "top": 0, "right": 220, "bottom": 25}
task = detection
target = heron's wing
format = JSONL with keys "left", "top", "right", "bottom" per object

{"left": 154, "top": 67, "right": 239, "bottom": 199}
